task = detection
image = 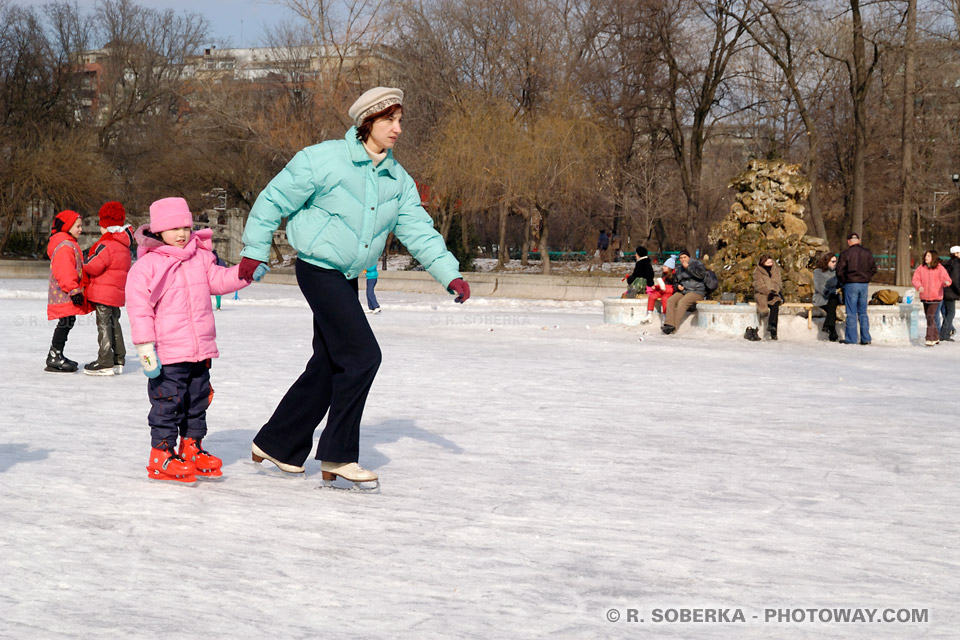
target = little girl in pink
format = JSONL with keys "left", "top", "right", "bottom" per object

{"left": 125, "top": 197, "right": 251, "bottom": 482}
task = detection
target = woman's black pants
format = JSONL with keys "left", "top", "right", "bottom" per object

{"left": 253, "top": 260, "right": 381, "bottom": 465}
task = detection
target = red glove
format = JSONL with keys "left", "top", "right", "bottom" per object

{"left": 448, "top": 278, "right": 470, "bottom": 303}
{"left": 238, "top": 257, "right": 265, "bottom": 282}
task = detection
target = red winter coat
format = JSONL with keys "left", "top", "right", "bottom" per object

{"left": 47, "top": 232, "right": 92, "bottom": 320}
{"left": 84, "top": 227, "right": 133, "bottom": 307}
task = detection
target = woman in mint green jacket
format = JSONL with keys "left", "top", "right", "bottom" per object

{"left": 240, "top": 87, "right": 470, "bottom": 489}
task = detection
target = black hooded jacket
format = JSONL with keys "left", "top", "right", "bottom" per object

{"left": 627, "top": 247, "right": 656, "bottom": 287}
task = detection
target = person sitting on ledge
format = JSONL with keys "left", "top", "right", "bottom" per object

{"left": 663, "top": 249, "right": 705, "bottom": 335}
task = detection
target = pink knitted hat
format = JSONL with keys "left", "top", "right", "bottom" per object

{"left": 149, "top": 197, "right": 193, "bottom": 233}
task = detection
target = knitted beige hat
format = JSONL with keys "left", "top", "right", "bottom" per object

{"left": 348, "top": 87, "right": 403, "bottom": 125}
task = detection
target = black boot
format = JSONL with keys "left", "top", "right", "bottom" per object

{"left": 45, "top": 347, "right": 78, "bottom": 373}
{"left": 85, "top": 304, "right": 117, "bottom": 376}
{"left": 83, "top": 360, "right": 116, "bottom": 376}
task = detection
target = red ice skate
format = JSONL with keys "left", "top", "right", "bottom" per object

{"left": 146, "top": 445, "right": 197, "bottom": 483}
{"left": 178, "top": 438, "right": 223, "bottom": 478}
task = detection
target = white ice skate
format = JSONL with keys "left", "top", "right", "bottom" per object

{"left": 319, "top": 461, "right": 379, "bottom": 492}
{"left": 250, "top": 442, "right": 305, "bottom": 475}
{"left": 365, "top": 308, "right": 382, "bottom": 314}
{"left": 639, "top": 310, "right": 652, "bottom": 324}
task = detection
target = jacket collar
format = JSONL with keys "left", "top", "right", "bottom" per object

{"left": 345, "top": 126, "right": 397, "bottom": 177}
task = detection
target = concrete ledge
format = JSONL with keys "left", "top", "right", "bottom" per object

{"left": 0, "top": 260, "right": 49, "bottom": 278}
{"left": 603, "top": 296, "right": 922, "bottom": 343}
{"left": 261, "top": 268, "right": 627, "bottom": 301}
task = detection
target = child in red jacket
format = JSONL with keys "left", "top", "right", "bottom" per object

{"left": 83, "top": 201, "right": 134, "bottom": 375}
{"left": 46, "top": 210, "right": 92, "bottom": 372}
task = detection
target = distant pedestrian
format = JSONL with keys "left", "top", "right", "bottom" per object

{"left": 597, "top": 229, "right": 610, "bottom": 262}
{"left": 753, "top": 254, "right": 783, "bottom": 340}
{"left": 812, "top": 252, "right": 841, "bottom": 342}
{"left": 365, "top": 263, "right": 381, "bottom": 313}
{"left": 940, "top": 246, "right": 960, "bottom": 342}
{"left": 912, "top": 250, "right": 952, "bottom": 346}
{"left": 836, "top": 233, "right": 877, "bottom": 345}
{"left": 212, "top": 249, "right": 228, "bottom": 310}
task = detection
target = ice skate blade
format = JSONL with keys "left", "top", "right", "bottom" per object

{"left": 318, "top": 478, "right": 380, "bottom": 493}
{"left": 146, "top": 468, "right": 197, "bottom": 484}
{"left": 44, "top": 367, "right": 76, "bottom": 373}
{"left": 83, "top": 367, "right": 116, "bottom": 376}
{"left": 246, "top": 460, "right": 305, "bottom": 479}
{"left": 195, "top": 469, "right": 224, "bottom": 480}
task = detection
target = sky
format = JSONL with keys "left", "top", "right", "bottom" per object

{"left": 64, "top": 0, "right": 286, "bottom": 48}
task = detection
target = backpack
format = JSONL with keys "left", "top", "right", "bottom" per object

{"left": 703, "top": 270, "right": 719, "bottom": 296}
{"left": 870, "top": 289, "right": 899, "bottom": 305}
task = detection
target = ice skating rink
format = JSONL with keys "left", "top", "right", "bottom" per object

{"left": 1, "top": 278, "right": 957, "bottom": 639}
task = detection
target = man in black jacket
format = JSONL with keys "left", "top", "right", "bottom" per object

{"left": 940, "top": 246, "right": 960, "bottom": 342}
{"left": 836, "top": 232, "right": 878, "bottom": 344}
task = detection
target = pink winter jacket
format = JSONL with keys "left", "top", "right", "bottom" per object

{"left": 911, "top": 263, "right": 952, "bottom": 303}
{"left": 125, "top": 226, "right": 249, "bottom": 364}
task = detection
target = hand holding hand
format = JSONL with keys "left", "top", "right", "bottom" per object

{"left": 70, "top": 292, "right": 84, "bottom": 306}
{"left": 239, "top": 257, "right": 267, "bottom": 282}
{"left": 136, "top": 343, "right": 162, "bottom": 379}
{"left": 448, "top": 278, "right": 470, "bottom": 303}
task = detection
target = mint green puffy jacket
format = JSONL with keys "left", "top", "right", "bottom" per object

{"left": 241, "top": 127, "right": 461, "bottom": 288}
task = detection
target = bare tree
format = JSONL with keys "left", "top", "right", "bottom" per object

{"left": 726, "top": 0, "right": 830, "bottom": 240}
{"left": 0, "top": 3, "right": 111, "bottom": 254}
{"left": 93, "top": 0, "right": 209, "bottom": 151}
{"left": 896, "top": 0, "right": 917, "bottom": 285}
{"left": 654, "top": 0, "right": 752, "bottom": 251}
{"left": 819, "top": 0, "right": 882, "bottom": 238}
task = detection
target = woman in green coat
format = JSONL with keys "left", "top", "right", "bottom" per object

{"left": 239, "top": 87, "right": 470, "bottom": 489}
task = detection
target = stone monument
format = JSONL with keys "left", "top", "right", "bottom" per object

{"left": 706, "top": 159, "right": 828, "bottom": 302}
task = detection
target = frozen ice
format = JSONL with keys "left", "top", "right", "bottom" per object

{"left": 0, "top": 277, "right": 957, "bottom": 638}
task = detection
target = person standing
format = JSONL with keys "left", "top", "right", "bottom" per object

{"left": 836, "top": 232, "right": 877, "bottom": 345}
{"left": 239, "top": 87, "right": 469, "bottom": 489}
{"left": 82, "top": 201, "right": 133, "bottom": 375}
{"left": 940, "top": 246, "right": 960, "bottom": 342}
{"left": 812, "top": 252, "right": 841, "bottom": 342}
{"left": 126, "top": 197, "right": 252, "bottom": 482}
{"left": 597, "top": 229, "right": 610, "bottom": 262}
{"left": 663, "top": 249, "right": 706, "bottom": 335}
{"left": 364, "top": 263, "right": 381, "bottom": 314}
{"left": 753, "top": 254, "right": 784, "bottom": 340}
{"left": 45, "top": 210, "right": 92, "bottom": 372}
{"left": 912, "top": 250, "right": 953, "bottom": 347}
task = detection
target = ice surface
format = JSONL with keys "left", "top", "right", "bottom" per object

{"left": 1, "top": 278, "right": 957, "bottom": 639}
